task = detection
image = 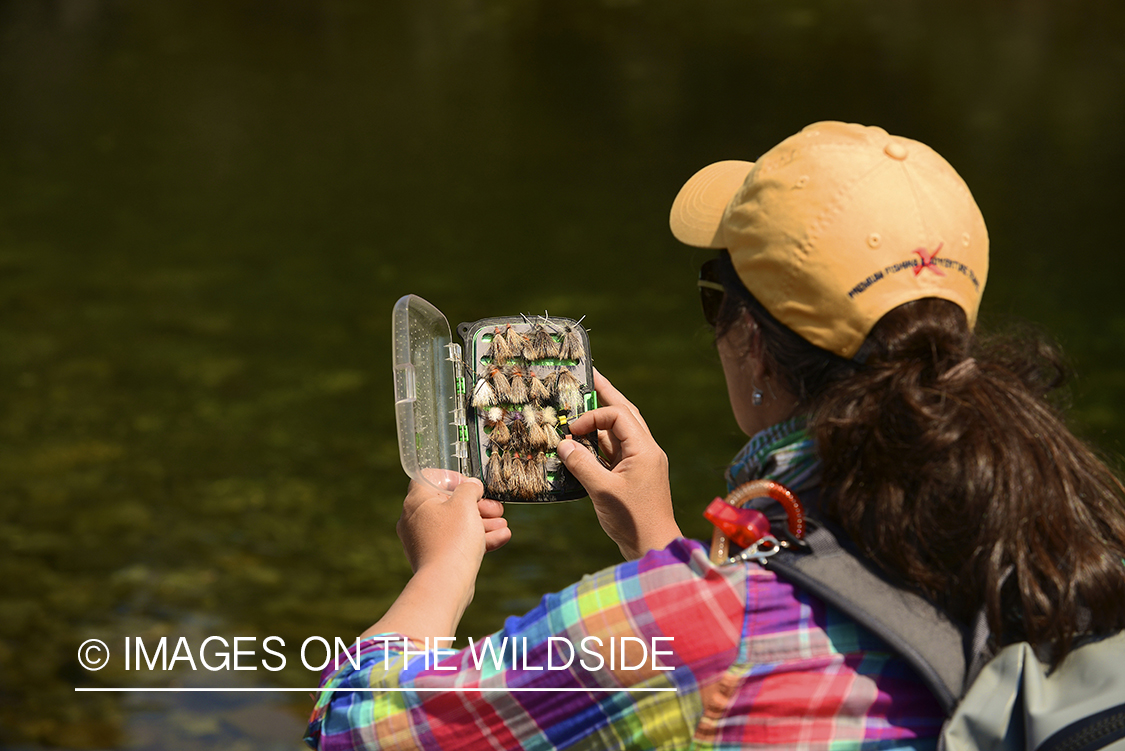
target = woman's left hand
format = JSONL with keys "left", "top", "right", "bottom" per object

{"left": 397, "top": 479, "right": 511, "bottom": 576}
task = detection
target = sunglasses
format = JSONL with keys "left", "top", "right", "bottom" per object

{"left": 698, "top": 256, "right": 728, "bottom": 328}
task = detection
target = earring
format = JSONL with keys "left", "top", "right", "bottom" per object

{"left": 751, "top": 390, "right": 763, "bottom": 406}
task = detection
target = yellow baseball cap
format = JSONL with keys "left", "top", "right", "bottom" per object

{"left": 670, "top": 121, "right": 989, "bottom": 359}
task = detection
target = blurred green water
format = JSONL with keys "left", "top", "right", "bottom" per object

{"left": 1, "top": 0, "right": 1123, "bottom": 747}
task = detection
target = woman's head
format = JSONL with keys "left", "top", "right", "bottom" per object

{"left": 675, "top": 122, "right": 1125, "bottom": 664}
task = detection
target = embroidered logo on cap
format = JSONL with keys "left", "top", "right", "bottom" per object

{"left": 913, "top": 243, "right": 945, "bottom": 276}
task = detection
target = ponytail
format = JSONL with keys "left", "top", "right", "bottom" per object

{"left": 811, "top": 300, "right": 1125, "bottom": 664}
{"left": 716, "top": 275, "right": 1125, "bottom": 664}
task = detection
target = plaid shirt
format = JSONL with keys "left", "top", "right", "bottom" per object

{"left": 304, "top": 537, "right": 944, "bottom": 750}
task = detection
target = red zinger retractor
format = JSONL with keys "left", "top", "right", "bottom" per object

{"left": 706, "top": 479, "right": 805, "bottom": 565}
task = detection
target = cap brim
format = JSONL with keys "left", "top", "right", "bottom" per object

{"left": 669, "top": 160, "right": 755, "bottom": 248}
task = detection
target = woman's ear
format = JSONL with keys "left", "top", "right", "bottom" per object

{"left": 737, "top": 310, "right": 770, "bottom": 383}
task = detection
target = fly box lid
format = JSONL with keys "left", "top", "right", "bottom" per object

{"left": 392, "top": 294, "right": 597, "bottom": 503}
{"left": 392, "top": 294, "right": 467, "bottom": 495}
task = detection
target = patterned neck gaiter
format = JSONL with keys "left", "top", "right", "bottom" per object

{"left": 724, "top": 416, "right": 822, "bottom": 497}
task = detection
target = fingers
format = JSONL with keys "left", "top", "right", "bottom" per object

{"left": 482, "top": 516, "right": 507, "bottom": 533}
{"left": 598, "top": 428, "right": 622, "bottom": 462}
{"left": 477, "top": 498, "right": 505, "bottom": 519}
{"left": 403, "top": 476, "right": 483, "bottom": 516}
{"left": 483, "top": 517, "right": 511, "bottom": 552}
{"left": 557, "top": 435, "right": 617, "bottom": 492}
{"left": 479, "top": 498, "right": 511, "bottom": 552}
{"left": 566, "top": 405, "right": 648, "bottom": 458}
{"left": 484, "top": 527, "right": 512, "bottom": 552}
{"left": 451, "top": 477, "right": 485, "bottom": 502}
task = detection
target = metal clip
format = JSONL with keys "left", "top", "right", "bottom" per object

{"left": 725, "top": 534, "right": 781, "bottom": 565}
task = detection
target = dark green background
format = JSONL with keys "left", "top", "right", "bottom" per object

{"left": 2, "top": 1, "right": 1123, "bottom": 748}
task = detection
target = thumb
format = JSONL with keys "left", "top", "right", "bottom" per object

{"left": 557, "top": 437, "right": 609, "bottom": 490}
{"left": 450, "top": 477, "right": 484, "bottom": 505}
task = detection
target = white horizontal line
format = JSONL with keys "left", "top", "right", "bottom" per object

{"left": 75, "top": 687, "right": 676, "bottom": 693}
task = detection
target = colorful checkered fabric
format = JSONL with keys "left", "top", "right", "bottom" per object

{"left": 304, "top": 537, "right": 944, "bottom": 750}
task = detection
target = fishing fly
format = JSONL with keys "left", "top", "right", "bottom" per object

{"left": 556, "top": 316, "right": 586, "bottom": 361}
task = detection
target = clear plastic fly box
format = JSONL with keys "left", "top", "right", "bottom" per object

{"left": 392, "top": 294, "right": 597, "bottom": 503}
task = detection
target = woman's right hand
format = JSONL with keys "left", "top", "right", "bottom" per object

{"left": 360, "top": 479, "right": 510, "bottom": 640}
{"left": 556, "top": 370, "right": 680, "bottom": 560}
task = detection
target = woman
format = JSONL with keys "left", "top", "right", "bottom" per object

{"left": 305, "top": 122, "right": 1125, "bottom": 750}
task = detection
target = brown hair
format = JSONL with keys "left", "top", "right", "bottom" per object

{"left": 711, "top": 251, "right": 1125, "bottom": 664}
